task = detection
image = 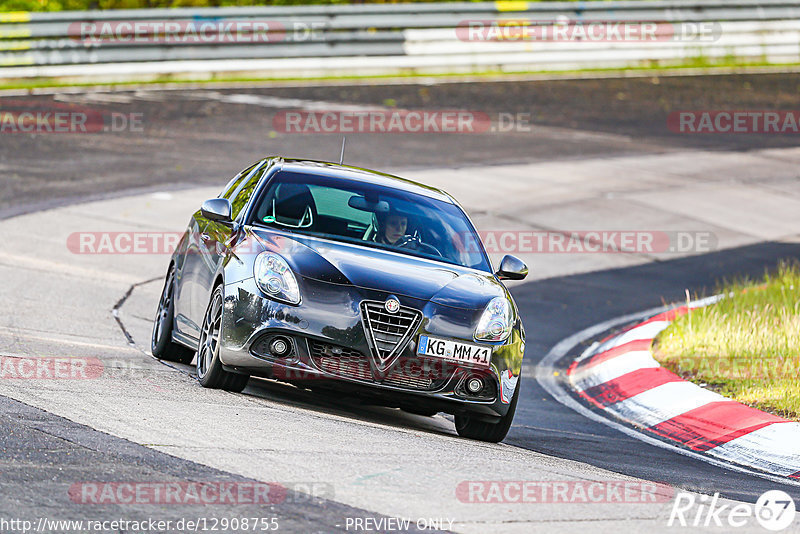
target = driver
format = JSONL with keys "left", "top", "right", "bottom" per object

{"left": 372, "top": 206, "right": 441, "bottom": 257}
{"left": 375, "top": 210, "right": 410, "bottom": 246}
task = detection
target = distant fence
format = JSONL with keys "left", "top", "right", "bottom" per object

{"left": 1, "top": 0, "right": 800, "bottom": 81}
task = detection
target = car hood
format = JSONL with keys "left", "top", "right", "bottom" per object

{"left": 251, "top": 229, "right": 505, "bottom": 309}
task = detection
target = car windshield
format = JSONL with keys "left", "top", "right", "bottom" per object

{"left": 250, "top": 170, "right": 491, "bottom": 272}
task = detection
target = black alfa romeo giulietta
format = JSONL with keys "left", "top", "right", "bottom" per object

{"left": 152, "top": 157, "right": 527, "bottom": 442}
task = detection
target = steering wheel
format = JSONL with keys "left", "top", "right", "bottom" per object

{"left": 394, "top": 235, "right": 442, "bottom": 257}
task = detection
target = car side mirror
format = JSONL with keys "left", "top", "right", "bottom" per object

{"left": 496, "top": 255, "right": 528, "bottom": 281}
{"left": 201, "top": 198, "right": 233, "bottom": 224}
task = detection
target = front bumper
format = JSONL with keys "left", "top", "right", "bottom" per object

{"left": 218, "top": 277, "right": 524, "bottom": 419}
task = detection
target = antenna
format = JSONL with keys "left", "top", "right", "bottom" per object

{"left": 339, "top": 136, "right": 346, "bottom": 165}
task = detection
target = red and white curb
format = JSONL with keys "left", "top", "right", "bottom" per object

{"left": 566, "top": 300, "right": 800, "bottom": 480}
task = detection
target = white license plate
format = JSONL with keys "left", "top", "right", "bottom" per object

{"left": 417, "top": 335, "right": 491, "bottom": 367}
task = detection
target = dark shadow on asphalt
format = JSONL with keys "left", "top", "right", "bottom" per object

{"left": 508, "top": 241, "right": 800, "bottom": 503}
{"left": 243, "top": 376, "right": 456, "bottom": 437}
{"left": 162, "top": 358, "right": 457, "bottom": 436}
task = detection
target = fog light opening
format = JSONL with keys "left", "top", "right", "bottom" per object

{"left": 270, "top": 336, "right": 292, "bottom": 357}
{"left": 466, "top": 376, "right": 484, "bottom": 394}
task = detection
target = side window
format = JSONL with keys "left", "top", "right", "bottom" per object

{"left": 230, "top": 162, "right": 268, "bottom": 220}
{"left": 219, "top": 162, "right": 259, "bottom": 200}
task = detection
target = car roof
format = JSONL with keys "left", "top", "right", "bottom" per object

{"left": 270, "top": 158, "right": 455, "bottom": 204}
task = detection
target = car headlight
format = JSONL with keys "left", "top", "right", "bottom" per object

{"left": 474, "top": 297, "right": 513, "bottom": 342}
{"left": 254, "top": 252, "right": 300, "bottom": 305}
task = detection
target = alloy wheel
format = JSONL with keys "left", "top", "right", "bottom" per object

{"left": 152, "top": 268, "right": 174, "bottom": 348}
{"left": 197, "top": 291, "right": 222, "bottom": 379}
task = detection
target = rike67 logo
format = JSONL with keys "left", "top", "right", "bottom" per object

{"left": 669, "top": 490, "right": 796, "bottom": 531}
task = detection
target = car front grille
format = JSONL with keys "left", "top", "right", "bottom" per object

{"left": 360, "top": 301, "right": 421, "bottom": 368}
{"left": 308, "top": 342, "right": 373, "bottom": 382}
{"left": 382, "top": 357, "right": 438, "bottom": 390}
{"left": 308, "top": 341, "right": 451, "bottom": 391}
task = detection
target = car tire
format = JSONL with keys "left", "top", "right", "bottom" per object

{"left": 454, "top": 379, "right": 519, "bottom": 443}
{"left": 196, "top": 285, "right": 249, "bottom": 393}
{"left": 151, "top": 265, "right": 195, "bottom": 365}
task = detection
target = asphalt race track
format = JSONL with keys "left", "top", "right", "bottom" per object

{"left": 1, "top": 74, "right": 800, "bottom": 533}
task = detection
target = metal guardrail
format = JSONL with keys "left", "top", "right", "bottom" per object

{"left": 1, "top": 1, "right": 800, "bottom": 78}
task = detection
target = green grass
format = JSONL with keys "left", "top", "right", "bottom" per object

{"left": 654, "top": 261, "right": 800, "bottom": 421}
{"left": 3, "top": 61, "right": 800, "bottom": 93}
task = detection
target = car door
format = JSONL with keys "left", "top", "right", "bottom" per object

{"left": 174, "top": 163, "right": 259, "bottom": 341}
{"left": 190, "top": 160, "right": 269, "bottom": 329}
{"left": 173, "top": 209, "right": 211, "bottom": 341}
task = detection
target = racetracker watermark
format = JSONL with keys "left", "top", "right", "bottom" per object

{"left": 0, "top": 99, "right": 144, "bottom": 134}
{"left": 456, "top": 480, "right": 674, "bottom": 503}
{"left": 456, "top": 231, "right": 717, "bottom": 254}
{"left": 668, "top": 356, "right": 800, "bottom": 380}
{"left": 668, "top": 111, "right": 800, "bottom": 134}
{"left": 273, "top": 110, "right": 492, "bottom": 134}
{"left": 68, "top": 232, "right": 183, "bottom": 254}
{"left": 270, "top": 356, "right": 483, "bottom": 383}
{"left": 67, "top": 231, "right": 293, "bottom": 255}
{"left": 0, "top": 356, "right": 103, "bottom": 380}
{"left": 66, "top": 230, "right": 718, "bottom": 255}
{"left": 69, "top": 20, "right": 326, "bottom": 43}
{"left": 69, "top": 481, "right": 333, "bottom": 505}
{"left": 456, "top": 20, "right": 721, "bottom": 42}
